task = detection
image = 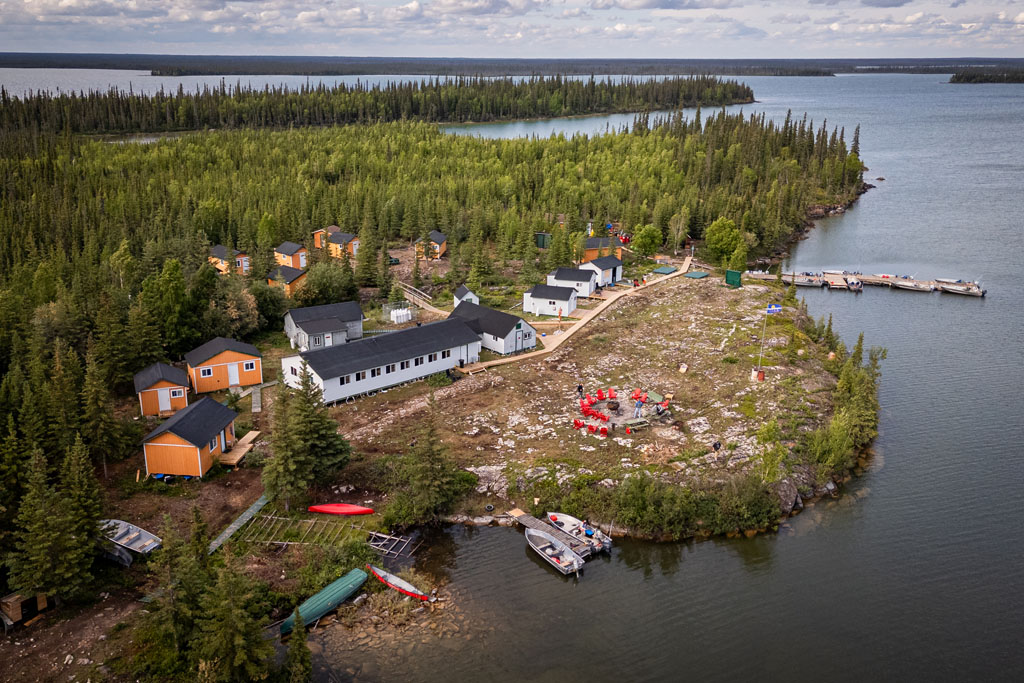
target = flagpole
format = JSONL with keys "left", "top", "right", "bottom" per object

{"left": 758, "top": 307, "right": 768, "bottom": 371}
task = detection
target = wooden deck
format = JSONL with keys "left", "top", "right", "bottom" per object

{"left": 508, "top": 508, "right": 592, "bottom": 559}
{"left": 219, "top": 430, "right": 260, "bottom": 467}
{"left": 745, "top": 270, "right": 985, "bottom": 295}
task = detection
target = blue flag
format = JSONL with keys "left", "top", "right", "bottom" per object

{"left": 766, "top": 304, "right": 782, "bottom": 315}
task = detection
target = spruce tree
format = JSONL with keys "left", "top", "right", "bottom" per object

{"left": 0, "top": 416, "right": 25, "bottom": 550}
{"left": 355, "top": 224, "right": 379, "bottom": 287}
{"left": 81, "top": 342, "right": 118, "bottom": 478}
{"left": 194, "top": 560, "right": 272, "bottom": 682}
{"left": 291, "top": 364, "right": 351, "bottom": 480}
{"left": 47, "top": 338, "right": 82, "bottom": 455}
{"left": 157, "top": 259, "right": 194, "bottom": 356}
{"left": 8, "top": 450, "right": 69, "bottom": 600}
{"left": 57, "top": 434, "right": 102, "bottom": 600}
{"left": 262, "top": 383, "right": 309, "bottom": 511}
{"left": 377, "top": 247, "right": 393, "bottom": 294}
{"left": 127, "top": 285, "right": 165, "bottom": 373}
{"left": 338, "top": 250, "right": 357, "bottom": 300}
{"left": 411, "top": 252, "right": 423, "bottom": 289}
{"left": 286, "top": 608, "right": 313, "bottom": 683}
{"left": 388, "top": 282, "right": 407, "bottom": 305}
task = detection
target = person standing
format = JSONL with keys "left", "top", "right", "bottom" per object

{"left": 576, "top": 383, "right": 584, "bottom": 399}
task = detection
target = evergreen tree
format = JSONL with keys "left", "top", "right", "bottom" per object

{"left": 262, "top": 383, "right": 309, "bottom": 511}
{"left": 126, "top": 291, "right": 165, "bottom": 373}
{"left": 291, "top": 363, "right": 351, "bottom": 480}
{"left": 46, "top": 338, "right": 82, "bottom": 455}
{"left": 286, "top": 609, "right": 312, "bottom": 683}
{"left": 157, "top": 259, "right": 197, "bottom": 356}
{"left": 338, "top": 250, "right": 358, "bottom": 300}
{"left": 728, "top": 242, "right": 748, "bottom": 272}
{"left": 8, "top": 450, "right": 70, "bottom": 600}
{"left": 0, "top": 416, "right": 25, "bottom": 551}
{"left": 411, "top": 252, "right": 423, "bottom": 290}
{"left": 80, "top": 342, "right": 118, "bottom": 478}
{"left": 377, "top": 247, "right": 393, "bottom": 294}
{"left": 388, "top": 282, "right": 407, "bottom": 305}
{"left": 355, "top": 224, "right": 379, "bottom": 288}
{"left": 57, "top": 434, "right": 102, "bottom": 600}
{"left": 194, "top": 560, "right": 272, "bottom": 683}
{"left": 18, "top": 384, "right": 50, "bottom": 460}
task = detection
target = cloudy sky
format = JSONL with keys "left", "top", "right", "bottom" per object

{"left": 0, "top": 0, "right": 1021, "bottom": 57}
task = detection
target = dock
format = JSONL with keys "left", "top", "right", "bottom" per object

{"left": 507, "top": 508, "right": 592, "bottom": 559}
{"left": 745, "top": 270, "right": 986, "bottom": 296}
{"left": 219, "top": 429, "right": 260, "bottom": 467}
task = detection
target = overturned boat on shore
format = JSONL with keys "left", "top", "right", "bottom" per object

{"left": 101, "top": 519, "right": 162, "bottom": 554}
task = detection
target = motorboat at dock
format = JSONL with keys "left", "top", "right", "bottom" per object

{"left": 545, "top": 512, "right": 612, "bottom": 552}
{"left": 934, "top": 278, "right": 986, "bottom": 297}
{"left": 525, "top": 527, "right": 585, "bottom": 576}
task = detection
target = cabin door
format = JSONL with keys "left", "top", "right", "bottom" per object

{"left": 515, "top": 330, "right": 523, "bottom": 352}
{"left": 228, "top": 363, "right": 240, "bottom": 386}
{"left": 157, "top": 388, "right": 171, "bottom": 412}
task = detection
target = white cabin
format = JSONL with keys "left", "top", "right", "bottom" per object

{"left": 283, "top": 301, "right": 364, "bottom": 351}
{"left": 448, "top": 301, "right": 536, "bottom": 355}
{"left": 546, "top": 268, "right": 597, "bottom": 298}
{"left": 580, "top": 256, "right": 623, "bottom": 287}
{"left": 523, "top": 284, "right": 577, "bottom": 317}
{"left": 453, "top": 284, "right": 479, "bottom": 308}
{"left": 281, "top": 319, "right": 482, "bottom": 404}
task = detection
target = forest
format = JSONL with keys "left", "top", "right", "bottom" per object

{"left": 0, "top": 74, "right": 753, "bottom": 134}
{"left": 949, "top": 69, "right": 1024, "bottom": 83}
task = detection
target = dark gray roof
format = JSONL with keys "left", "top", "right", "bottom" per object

{"left": 550, "top": 268, "right": 596, "bottom": 283}
{"left": 299, "top": 319, "right": 479, "bottom": 380}
{"left": 449, "top": 301, "right": 527, "bottom": 339}
{"left": 416, "top": 230, "right": 447, "bottom": 245}
{"left": 328, "top": 232, "right": 357, "bottom": 245}
{"left": 287, "top": 301, "right": 363, "bottom": 324}
{"left": 133, "top": 362, "right": 189, "bottom": 393}
{"left": 585, "top": 237, "right": 616, "bottom": 249}
{"left": 185, "top": 337, "right": 261, "bottom": 367}
{"left": 276, "top": 241, "right": 305, "bottom": 255}
{"left": 296, "top": 319, "right": 346, "bottom": 334}
{"left": 587, "top": 255, "right": 623, "bottom": 269}
{"left": 268, "top": 265, "right": 305, "bottom": 284}
{"left": 143, "top": 397, "right": 237, "bottom": 447}
{"left": 527, "top": 284, "right": 576, "bottom": 301}
{"left": 454, "top": 284, "right": 473, "bottom": 299}
{"left": 209, "top": 244, "right": 240, "bottom": 261}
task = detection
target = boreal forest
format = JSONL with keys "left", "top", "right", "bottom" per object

{"left": 0, "top": 74, "right": 863, "bottom": 615}
{"left": 0, "top": 74, "right": 752, "bottom": 134}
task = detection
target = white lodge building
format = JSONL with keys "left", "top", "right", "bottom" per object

{"left": 546, "top": 267, "right": 598, "bottom": 297}
{"left": 448, "top": 301, "right": 536, "bottom": 355}
{"left": 281, "top": 319, "right": 481, "bottom": 404}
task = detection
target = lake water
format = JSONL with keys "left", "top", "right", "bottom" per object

{"left": 5, "top": 70, "right": 1022, "bottom": 680}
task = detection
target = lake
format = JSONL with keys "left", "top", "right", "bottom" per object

{"left": 4, "top": 70, "right": 1022, "bottom": 680}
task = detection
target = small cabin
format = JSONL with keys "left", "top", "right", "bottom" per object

{"left": 453, "top": 284, "right": 479, "bottom": 308}
{"left": 581, "top": 255, "right": 623, "bottom": 287}
{"left": 284, "top": 301, "right": 364, "bottom": 351}
{"left": 546, "top": 268, "right": 598, "bottom": 298}
{"left": 185, "top": 337, "right": 263, "bottom": 394}
{"left": 275, "top": 241, "right": 308, "bottom": 269}
{"left": 134, "top": 362, "right": 189, "bottom": 417}
{"left": 268, "top": 265, "right": 306, "bottom": 297}
{"left": 581, "top": 237, "right": 624, "bottom": 264}
{"left": 523, "top": 284, "right": 577, "bottom": 317}
{"left": 448, "top": 301, "right": 536, "bottom": 355}
{"left": 415, "top": 231, "right": 447, "bottom": 261}
{"left": 142, "top": 397, "right": 238, "bottom": 478}
{"left": 312, "top": 225, "right": 341, "bottom": 249}
{"left": 209, "top": 245, "right": 249, "bottom": 275}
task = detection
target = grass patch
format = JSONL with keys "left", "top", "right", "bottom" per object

{"left": 738, "top": 394, "right": 757, "bottom": 419}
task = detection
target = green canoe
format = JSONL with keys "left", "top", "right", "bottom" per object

{"left": 280, "top": 568, "right": 368, "bottom": 636}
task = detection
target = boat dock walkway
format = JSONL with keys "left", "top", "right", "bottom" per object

{"left": 746, "top": 270, "right": 986, "bottom": 296}
{"left": 507, "top": 508, "right": 592, "bottom": 559}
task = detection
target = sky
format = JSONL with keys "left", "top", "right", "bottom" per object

{"left": 0, "top": 1, "right": 1021, "bottom": 58}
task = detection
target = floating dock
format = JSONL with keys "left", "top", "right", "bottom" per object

{"left": 507, "top": 508, "right": 592, "bottom": 559}
{"left": 745, "top": 271, "right": 986, "bottom": 296}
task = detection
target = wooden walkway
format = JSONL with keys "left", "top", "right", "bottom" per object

{"left": 219, "top": 429, "right": 260, "bottom": 467}
{"left": 508, "top": 508, "right": 592, "bottom": 559}
{"left": 207, "top": 494, "right": 268, "bottom": 554}
{"left": 459, "top": 256, "right": 692, "bottom": 374}
{"left": 241, "top": 514, "right": 419, "bottom": 558}
{"left": 745, "top": 270, "right": 985, "bottom": 295}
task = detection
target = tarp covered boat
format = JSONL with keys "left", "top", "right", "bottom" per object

{"left": 367, "top": 564, "right": 435, "bottom": 602}
{"left": 280, "top": 568, "right": 367, "bottom": 636}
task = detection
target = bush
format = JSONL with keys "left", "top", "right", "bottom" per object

{"left": 296, "top": 541, "right": 377, "bottom": 598}
{"left": 425, "top": 371, "right": 453, "bottom": 388}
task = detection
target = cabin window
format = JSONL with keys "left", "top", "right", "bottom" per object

{"left": 235, "top": 259, "right": 242, "bottom": 268}
{"left": 371, "top": 368, "right": 381, "bottom": 378}
{"left": 290, "top": 367, "right": 297, "bottom": 376}
{"left": 355, "top": 371, "right": 366, "bottom": 381}
{"left": 200, "top": 367, "right": 213, "bottom": 378}
{"left": 400, "top": 360, "right": 410, "bottom": 370}
{"left": 415, "top": 357, "right": 424, "bottom": 367}
{"left": 170, "top": 389, "right": 184, "bottom": 398}
{"left": 244, "top": 361, "right": 256, "bottom": 371}
{"left": 548, "top": 300, "right": 556, "bottom": 306}
{"left": 312, "top": 336, "right": 322, "bottom": 347}
{"left": 386, "top": 364, "right": 395, "bottom": 374}
{"left": 428, "top": 353, "right": 437, "bottom": 362}
{"left": 209, "top": 437, "right": 218, "bottom": 451}
{"left": 441, "top": 350, "right": 451, "bottom": 359}
{"left": 340, "top": 375, "right": 350, "bottom": 385}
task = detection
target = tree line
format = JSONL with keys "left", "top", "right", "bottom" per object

{"left": 0, "top": 75, "right": 753, "bottom": 134}
{"left": 950, "top": 69, "right": 1024, "bottom": 84}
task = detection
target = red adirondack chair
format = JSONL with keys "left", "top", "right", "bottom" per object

{"left": 608, "top": 388, "right": 617, "bottom": 399}
{"left": 600, "top": 426, "right": 608, "bottom": 437}
{"left": 597, "top": 389, "right": 605, "bottom": 401}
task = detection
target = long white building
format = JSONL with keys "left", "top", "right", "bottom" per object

{"left": 281, "top": 319, "right": 481, "bottom": 404}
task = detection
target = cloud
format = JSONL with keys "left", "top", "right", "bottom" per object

{"left": 431, "top": 0, "right": 549, "bottom": 15}
{"left": 949, "top": 0, "right": 966, "bottom": 6}
{"left": 589, "top": 0, "right": 736, "bottom": 9}
{"left": 859, "top": 0, "right": 913, "bottom": 7}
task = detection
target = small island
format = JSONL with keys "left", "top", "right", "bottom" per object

{"left": 950, "top": 68, "right": 1024, "bottom": 84}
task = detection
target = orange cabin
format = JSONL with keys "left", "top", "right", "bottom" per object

{"left": 142, "top": 397, "right": 238, "bottom": 478}
{"left": 313, "top": 227, "right": 359, "bottom": 258}
{"left": 415, "top": 230, "right": 448, "bottom": 261}
{"left": 267, "top": 265, "right": 306, "bottom": 298}
{"left": 581, "top": 237, "right": 624, "bottom": 264}
{"left": 275, "top": 241, "right": 308, "bottom": 269}
{"left": 133, "top": 362, "right": 189, "bottom": 417}
{"left": 208, "top": 245, "right": 250, "bottom": 275}
{"left": 185, "top": 337, "right": 263, "bottom": 394}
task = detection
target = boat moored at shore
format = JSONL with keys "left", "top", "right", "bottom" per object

{"left": 935, "top": 278, "right": 986, "bottom": 297}
{"left": 525, "top": 528, "right": 585, "bottom": 576}
{"left": 545, "top": 512, "right": 612, "bottom": 552}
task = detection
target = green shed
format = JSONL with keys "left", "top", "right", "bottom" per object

{"left": 534, "top": 232, "right": 552, "bottom": 249}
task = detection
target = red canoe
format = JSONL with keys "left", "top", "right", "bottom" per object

{"left": 367, "top": 564, "right": 436, "bottom": 602}
{"left": 308, "top": 503, "right": 374, "bottom": 516}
